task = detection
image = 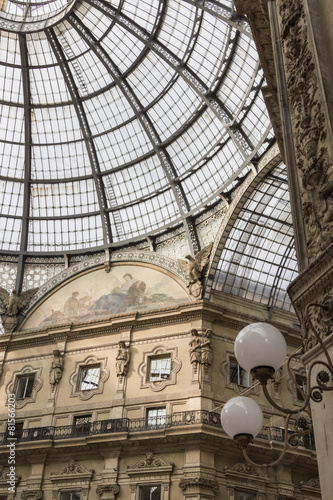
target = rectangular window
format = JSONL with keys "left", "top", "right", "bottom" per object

{"left": 73, "top": 415, "right": 92, "bottom": 436}
{"left": 146, "top": 408, "right": 166, "bottom": 428}
{"left": 230, "top": 358, "right": 249, "bottom": 387}
{"left": 149, "top": 356, "right": 171, "bottom": 381}
{"left": 78, "top": 365, "right": 100, "bottom": 391}
{"left": 138, "top": 485, "right": 161, "bottom": 500}
{"left": 296, "top": 375, "right": 307, "bottom": 401}
{"left": 60, "top": 492, "right": 81, "bottom": 500}
{"left": 235, "top": 491, "right": 256, "bottom": 500}
{"left": 15, "top": 374, "right": 35, "bottom": 399}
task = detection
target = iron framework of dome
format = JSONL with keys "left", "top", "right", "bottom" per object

{"left": 0, "top": 0, "right": 288, "bottom": 300}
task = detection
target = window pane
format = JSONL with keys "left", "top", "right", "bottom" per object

{"left": 139, "top": 485, "right": 161, "bottom": 500}
{"left": 235, "top": 491, "right": 256, "bottom": 500}
{"left": 149, "top": 357, "right": 171, "bottom": 381}
{"left": 60, "top": 492, "right": 81, "bottom": 500}
{"left": 79, "top": 365, "right": 100, "bottom": 390}
{"left": 147, "top": 408, "right": 166, "bottom": 427}
{"left": 230, "top": 358, "right": 249, "bottom": 386}
{"left": 15, "top": 375, "right": 35, "bottom": 399}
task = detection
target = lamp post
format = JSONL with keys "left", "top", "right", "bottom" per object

{"left": 221, "top": 304, "right": 333, "bottom": 467}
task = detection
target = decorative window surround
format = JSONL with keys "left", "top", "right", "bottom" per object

{"left": 127, "top": 452, "right": 173, "bottom": 500}
{"left": 69, "top": 356, "right": 109, "bottom": 401}
{"left": 138, "top": 346, "right": 181, "bottom": 392}
{"left": 50, "top": 460, "right": 94, "bottom": 500}
{"left": 224, "top": 462, "right": 269, "bottom": 500}
{"left": 6, "top": 366, "right": 43, "bottom": 409}
{"left": 220, "top": 353, "right": 259, "bottom": 396}
{"left": 0, "top": 465, "right": 21, "bottom": 500}
{"left": 287, "top": 365, "right": 307, "bottom": 406}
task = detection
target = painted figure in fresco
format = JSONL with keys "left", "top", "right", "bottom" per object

{"left": 90, "top": 273, "right": 146, "bottom": 314}
{"left": 49, "top": 349, "right": 64, "bottom": 388}
{"left": 115, "top": 341, "right": 130, "bottom": 377}
{"left": 200, "top": 329, "right": 213, "bottom": 374}
{"left": 64, "top": 291, "right": 80, "bottom": 319}
{"left": 189, "top": 328, "right": 201, "bottom": 373}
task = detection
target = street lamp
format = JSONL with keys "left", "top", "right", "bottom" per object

{"left": 221, "top": 304, "right": 333, "bottom": 466}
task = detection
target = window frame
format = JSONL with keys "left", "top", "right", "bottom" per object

{"left": 138, "top": 345, "right": 181, "bottom": 392}
{"left": 59, "top": 492, "right": 81, "bottom": 500}
{"left": 77, "top": 365, "right": 101, "bottom": 391}
{"left": 137, "top": 484, "right": 162, "bottom": 500}
{"left": 6, "top": 366, "right": 43, "bottom": 409}
{"left": 148, "top": 356, "right": 171, "bottom": 382}
{"left": 69, "top": 355, "right": 109, "bottom": 401}
{"left": 15, "top": 374, "right": 35, "bottom": 399}
{"left": 146, "top": 407, "right": 167, "bottom": 429}
{"left": 229, "top": 357, "right": 250, "bottom": 387}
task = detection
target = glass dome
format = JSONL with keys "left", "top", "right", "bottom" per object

{"left": 0, "top": 0, "right": 274, "bottom": 260}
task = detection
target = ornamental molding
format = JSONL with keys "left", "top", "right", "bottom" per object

{"left": 179, "top": 476, "right": 219, "bottom": 492}
{"left": 50, "top": 459, "right": 94, "bottom": 481}
{"left": 287, "top": 244, "right": 333, "bottom": 349}
{"left": 224, "top": 462, "right": 269, "bottom": 483}
{"left": 21, "top": 491, "right": 42, "bottom": 500}
{"left": 138, "top": 345, "right": 181, "bottom": 391}
{"left": 6, "top": 365, "right": 43, "bottom": 409}
{"left": 69, "top": 355, "right": 109, "bottom": 401}
{"left": 277, "top": 0, "right": 333, "bottom": 261}
{"left": 299, "top": 476, "right": 321, "bottom": 497}
{"left": 96, "top": 484, "right": 120, "bottom": 496}
{"left": 0, "top": 465, "right": 21, "bottom": 487}
{"left": 25, "top": 251, "right": 188, "bottom": 316}
{"left": 127, "top": 452, "right": 174, "bottom": 482}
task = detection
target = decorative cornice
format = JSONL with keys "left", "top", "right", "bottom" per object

{"left": 179, "top": 476, "right": 219, "bottom": 492}
{"left": 224, "top": 462, "right": 269, "bottom": 481}
{"left": 21, "top": 491, "right": 42, "bottom": 500}
{"left": 96, "top": 484, "right": 120, "bottom": 496}
{"left": 50, "top": 459, "right": 94, "bottom": 478}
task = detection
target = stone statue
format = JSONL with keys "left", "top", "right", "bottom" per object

{"left": 189, "top": 329, "right": 201, "bottom": 373}
{"left": 115, "top": 341, "right": 130, "bottom": 377}
{"left": 200, "top": 329, "right": 213, "bottom": 374}
{"left": 178, "top": 242, "right": 213, "bottom": 299}
{"left": 49, "top": 350, "right": 64, "bottom": 389}
{"left": 0, "top": 287, "right": 38, "bottom": 333}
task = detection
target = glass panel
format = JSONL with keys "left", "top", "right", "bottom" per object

{"left": 79, "top": 366, "right": 100, "bottom": 390}
{"left": 235, "top": 491, "right": 256, "bottom": 500}
{"left": 146, "top": 408, "right": 166, "bottom": 428}
{"left": 149, "top": 357, "right": 171, "bottom": 381}
{"left": 139, "top": 485, "right": 161, "bottom": 500}
{"left": 230, "top": 358, "right": 249, "bottom": 387}
{"left": 15, "top": 375, "right": 35, "bottom": 399}
{"left": 60, "top": 492, "right": 81, "bottom": 500}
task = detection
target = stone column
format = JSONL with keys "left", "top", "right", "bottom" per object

{"left": 234, "top": 1, "right": 333, "bottom": 498}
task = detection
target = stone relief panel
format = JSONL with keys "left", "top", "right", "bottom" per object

{"left": 277, "top": 0, "right": 333, "bottom": 261}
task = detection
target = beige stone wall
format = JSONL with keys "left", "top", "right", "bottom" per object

{"left": 0, "top": 266, "right": 320, "bottom": 500}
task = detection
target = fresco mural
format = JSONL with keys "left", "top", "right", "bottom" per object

{"left": 22, "top": 265, "right": 190, "bottom": 330}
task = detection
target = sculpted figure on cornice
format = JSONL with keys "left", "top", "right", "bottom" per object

{"left": 0, "top": 287, "right": 38, "bottom": 333}
{"left": 278, "top": 0, "right": 333, "bottom": 260}
{"left": 115, "top": 341, "right": 130, "bottom": 378}
{"left": 178, "top": 242, "right": 213, "bottom": 299}
{"left": 49, "top": 349, "right": 64, "bottom": 389}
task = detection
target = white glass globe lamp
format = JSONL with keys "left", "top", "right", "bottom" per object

{"left": 234, "top": 322, "right": 287, "bottom": 384}
{"left": 221, "top": 396, "right": 264, "bottom": 447}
